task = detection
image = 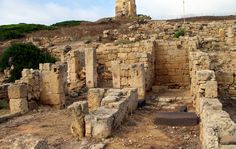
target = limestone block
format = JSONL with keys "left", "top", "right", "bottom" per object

{"left": 8, "top": 84, "right": 27, "bottom": 99}
{"left": 68, "top": 101, "right": 89, "bottom": 114}
{"left": 101, "top": 96, "right": 119, "bottom": 106}
{"left": 85, "top": 107, "right": 117, "bottom": 138}
{"left": 69, "top": 58, "right": 80, "bottom": 73}
{"left": 85, "top": 49, "right": 97, "bottom": 88}
{"left": 111, "top": 61, "right": 121, "bottom": 88}
{"left": 205, "top": 81, "right": 218, "bottom": 98}
{"left": 199, "top": 98, "right": 222, "bottom": 114}
{"left": 216, "top": 72, "right": 234, "bottom": 85}
{"left": 10, "top": 98, "right": 28, "bottom": 114}
{"left": 39, "top": 63, "right": 52, "bottom": 71}
{"left": 130, "top": 64, "right": 146, "bottom": 100}
{"left": 12, "top": 134, "right": 49, "bottom": 149}
{"left": 127, "top": 88, "right": 138, "bottom": 113}
{"left": 220, "top": 145, "right": 236, "bottom": 149}
{"left": 40, "top": 93, "right": 65, "bottom": 105}
{"left": 70, "top": 102, "right": 87, "bottom": 140}
{"left": 219, "top": 28, "right": 225, "bottom": 38}
{"left": 41, "top": 73, "right": 64, "bottom": 94}
{"left": 87, "top": 88, "right": 105, "bottom": 112}
{"left": 196, "top": 70, "right": 215, "bottom": 81}
{"left": 118, "top": 53, "right": 128, "bottom": 60}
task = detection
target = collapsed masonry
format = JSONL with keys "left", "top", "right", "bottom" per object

{"left": 8, "top": 63, "right": 67, "bottom": 114}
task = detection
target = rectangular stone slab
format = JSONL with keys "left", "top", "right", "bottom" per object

{"left": 155, "top": 112, "right": 199, "bottom": 126}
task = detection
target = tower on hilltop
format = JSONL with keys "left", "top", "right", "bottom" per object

{"left": 115, "top": 0, "right": 137, "bottom": 18}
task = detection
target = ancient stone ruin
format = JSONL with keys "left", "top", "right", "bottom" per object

{"left": 0, "top": 1, "right": 236, "bottom": 149}
{"left": 115, "top": 0, "right": 137, "bottom": 18}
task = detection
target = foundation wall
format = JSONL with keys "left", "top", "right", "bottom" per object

{"left": 155, "top": 39, "right": 197, "bottom": 88}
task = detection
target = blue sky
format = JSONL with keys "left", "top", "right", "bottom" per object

{"left": 0, "top": 0, "right": 236, "bottom": 25}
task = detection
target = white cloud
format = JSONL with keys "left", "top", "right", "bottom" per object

{"left": 0, "top": 0, "right": 236, "bottom": 25}
{"left": 0, "top": 0, "right": 112, "bottom": 25}
{"left": 137, "top": 0, "right": 236, "bottom": 19}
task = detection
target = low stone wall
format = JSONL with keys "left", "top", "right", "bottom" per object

{"left": 69, "top": 88, "right": 138, "bottom": 139}
{"left": 189, "top": 51, "right": 211, "bottom": 106}
{"left": 194, "top": 70, "right": 236, "bottom": 149}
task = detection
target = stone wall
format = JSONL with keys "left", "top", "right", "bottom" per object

{"left": 8, "top": 62, "right": 67, "bottom": 114}
{"left": 112, "top": 62, "right": 146, "bottom": 100}
{"left": 194, "top": 70, "right": 236, "bottom": 149}
{"left": 155, "top": 39, "right": 197, "bottom": 88}
{"left": 97, "top": 40, "right": 155, "bottom": 90}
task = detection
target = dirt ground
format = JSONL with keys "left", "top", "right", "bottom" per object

{"left": 0, "top": 91, "right": 201, "bottom": 149}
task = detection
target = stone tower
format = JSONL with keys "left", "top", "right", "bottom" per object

{"left": 115, "top": 0, "right": 137, "bottom": 18}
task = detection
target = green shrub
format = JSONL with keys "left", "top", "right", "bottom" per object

{"left": 0, "top": 43, "right": 56, "bottom": 82}
{"left": 0, "top": 99, "right": 9, "bottom": 109}
{"left": 51, "top": 20, "right": 87, "bottom": 27}
{"left": 0, "top": 24, "right": 53, "bottom": 41}
{"left": 173, "top": 28, "right": 186, "bottom": 38}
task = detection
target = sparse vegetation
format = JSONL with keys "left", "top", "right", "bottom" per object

{"left": 0, "top": 43, "right": 56, "bottom": 82}
{"left": 0, "top": 24, "right": 53, "bottom": 41}
{"left": 173, "top": 28, "right": 186, "bottom": 38}
{"left": 0, "top": 99, "right": 9, "bottom": 109}
{"left": 51, "top": 20, "right": 88, "bottom": 27}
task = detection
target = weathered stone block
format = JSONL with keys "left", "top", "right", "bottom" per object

{"left": 40, "top": 93, "right": 65, "bottom": 105}
{"left": 87, "top": 88, "right": 105, "bottom": 112}
{"left": 8, "top": 84, "right": 27, "bottom": 99}
{"left": 12, "top": 134, "right": 48, "bottom": 149}
{"left": 130, "top": 64, "right": 146, "bottom": 100}
{"left": 101, "top": 96, "right": 119, "bottom": 106}
{"left": 10, "top": 98, "right": 28, "bottom": 114}
{"left": 216, "top": 72, "right": 234, "bottom": 85}
{"left": 205, "top": 81, "right": 218, "bottom": 98}
{"left": 197, "top": 70, "right": 215, "bottom": 81}
{"left": 85, "top": 49, "right": 97, "bottom": 88}
{"left": 221, "top": 135, "right": 236, "bottom": 145}
{"left": 68, "top": 101, "right": 88, "bottom": 114}
{"left": 85, "top": 107, "right": 117, "bottom": 139}
{"left": 111, "top": 61, "right": 121, "bottom": 88}
{"left": 70, "top": 101, "right": 87, "bottom": 140}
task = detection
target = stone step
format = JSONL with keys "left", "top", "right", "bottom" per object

{"left": 155, "top": 112, "right": 199, "bottom": 126}
{"left": 221, "top": 135, "right": 236, "bottom": 145}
